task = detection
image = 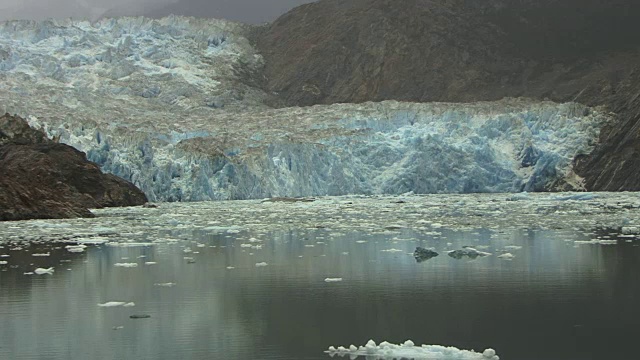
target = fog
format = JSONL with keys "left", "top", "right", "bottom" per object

{"left": 0, "top": 0, "right": 316, "bottom": 23}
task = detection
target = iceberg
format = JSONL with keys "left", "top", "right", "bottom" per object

{"left": 0, "top": 18, "right": 610, "bottom": 201}
{"left": 326, "top": 340, "right": 499, "bottom": 359}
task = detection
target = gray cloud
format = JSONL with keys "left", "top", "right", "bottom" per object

{"left": 0, "top": 0, "right": 316, "bottom": 23}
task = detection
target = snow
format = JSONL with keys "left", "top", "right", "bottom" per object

{"left": 326, "top": 339, "right": 499, "bottom": 359}
{"left": 0, "top": 18, "right": 611, "bottom": 201}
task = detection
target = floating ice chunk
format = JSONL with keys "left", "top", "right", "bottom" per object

{"left": 226, "top": 266, "right": 235, "bottom": 270}
{"left": 448, "top": 247, "right": 492, "bottom": 259}
{"left": 144, "top": 262, "right": 157, "bottom": 265}
{"left": 324, "top": 278, "right": 343, "bottom": 282}
{"left": 240, "top": 243, "right": 253, "bottom": 248}
{"left": 255, "top": 262, "right": 268, "bottom": 267}
{"left": 356, "top": 240, "right": 367, "bottom": 244}
{"left": 554, "top": 193, "right": 597, "bottom": 201}
{"left": 114, "top": 263, "right": 138, "bottom": 268}
{"left": 106, "top": 242, "right": 153, "bottom": 247}
{"left": 497, "top": 253, "right": 515, "bottom": 260}
{"left": 381, "top": 248, "right": 404, "bottom": 253}
{"left": 574, "top": 239, "right": 618, "bottom": 245}
{"left": 622, "top": 226, "right": 639, "bottom": 235}
{"left": 326, "top": 339, "right": 499, "bottom": 359}
{"left": 154, "top": 282, "right": 177, "bottom": 287}
{"left": 98, "top": 302, "right": 126, "bottom": 307}
{"left": 0, "top": 261, "right": 7, "bottom": 265}
{"left": 66, "top": 245, "right": 86, "bottom": 253}
{"left": 504, "top": 245, "right": 522, "bottom": 250}
{"left": 34, "top": 267, "right": 55, "bottom": 275}
{"left": 123, "top": 302, "right": 135, "bottom": 307}
{"left": 507, "top": 192, "right": 529, "bottom": 201}
{"left": 31, "top": 252, "right": 51, "bottom": 257}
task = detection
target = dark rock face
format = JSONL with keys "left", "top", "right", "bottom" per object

{"left": 413, "top": 247, "right": 439, "bottom": 263}
{"left": 0, "top": 114, "right": 147, "bottom": 221}
{"left": 256, "top": 0, "right": 640, "bottom": 191}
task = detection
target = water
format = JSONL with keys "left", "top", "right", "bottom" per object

{"left": 1, "top": 194, "right": 640, "bottom": 360}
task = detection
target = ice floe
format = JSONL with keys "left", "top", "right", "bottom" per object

{"left": 34, "top": 267, "right": 55, "bottom": 275}
{"left": 326, "top": 339, "right": 499, "bottom": 359}
{"left": 114, "top": 263, "right": 139, "bottom": 268}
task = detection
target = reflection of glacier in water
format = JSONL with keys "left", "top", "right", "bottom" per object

{"left": 1, "top": 193, "right": 640, "bottom": 359}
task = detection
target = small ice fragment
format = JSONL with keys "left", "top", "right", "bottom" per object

{"left": 255, "top": 262, "right": 268, "bottom": 267}
{"left": 123, "top": 302, "right": 135, "bottom": 307}
{"left": 504, "top": 245, "right": 522, "bottom": 250}
{"left": 0, "top": 261, "right": 7, "bottom": 265}
{"left": 154, "top": 282, "right": 176, "bottom": 287}
{"left": 350, "top": 345, "right": 358, "bottom": 352}
{"left": 356, "top": 240, "right": 367, "bottom": 244}
{"left": 498, "top": 253, "right": 515, "bottom": 260}
{"left": 226, "top": 266, "right": 235, "bottom": 270}
{"left": 381, "top": 248, "right": 404, "bottom": 253}
{"left": 403, "top": 340, "right": 415, "bottom": 347}
{"left": 34, "top": 267, "right": 54, "bottom": 275}
{"left": 324, "top": 278, "right": 343, "bottom": 282}
{"left": 98, "top": 302, "right": 126, "bottom": 307}
{"left": 483, "top": 349, "right": 497, "bottom": 358}
{"left": 32, "top": 252, "right": 50, "bottom": 257}
{"left": 114, "top": 263, "right": 138, "bottom": 268}
{"left": 66, "top": 246, "right": 85, "bottom": 253}
{"left": 144, "top": 262, "right": 157, "bottom": 265}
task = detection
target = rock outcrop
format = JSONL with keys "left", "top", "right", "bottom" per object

{"left": 256, "top": 0, "right": 640, "bottom": 191}
{"left": 0, "top": 114, "right": 147, "bottom": 221}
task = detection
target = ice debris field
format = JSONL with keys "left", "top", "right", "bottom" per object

{"left": 2, "top": 193, "right": 640, "bottom": 358}
{"left": 0, "top": 17, "right": 609, "bottom": 201}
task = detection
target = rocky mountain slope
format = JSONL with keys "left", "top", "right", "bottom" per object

{"left": 256, "top": 0, "right": 640, "bottom": 191}
{"left": 0, "top": 114, "right": 147, "bottom": 221}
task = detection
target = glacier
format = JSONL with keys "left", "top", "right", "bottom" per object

{"left": 0, "top": 17, "right": 610, "bottom": 201}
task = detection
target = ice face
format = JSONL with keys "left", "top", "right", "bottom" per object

{"left": 0, "top": 18, "right": 610, "bottom": 201}
{"left": 27, "top": 100, "right": 606, "bottom": 201}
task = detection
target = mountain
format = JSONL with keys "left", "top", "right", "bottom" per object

{"left": 256, "top": 0, "right": 640, "bottom": 191}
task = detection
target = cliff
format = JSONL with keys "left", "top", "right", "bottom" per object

{"left": 0, "top": 114, "right": 147, "bottom": 221}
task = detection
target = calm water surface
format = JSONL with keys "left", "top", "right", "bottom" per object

{"left": 1, "top": 196, "right": 640, "bottom": 360}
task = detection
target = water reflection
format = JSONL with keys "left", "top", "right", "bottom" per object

{"left": 1, "top": 227, "right": 639, "bottom": 360}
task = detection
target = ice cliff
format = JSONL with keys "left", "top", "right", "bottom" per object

{"left": 0, "top": 17, "right": 610, "bottom": 201}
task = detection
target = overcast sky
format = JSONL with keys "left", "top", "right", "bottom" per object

{"left": 0, "top": 0, "right": 316, "bottom": 24}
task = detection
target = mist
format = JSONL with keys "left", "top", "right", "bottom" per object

{"left": 0, "top": 0, "right": 316, "bottom": 23}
